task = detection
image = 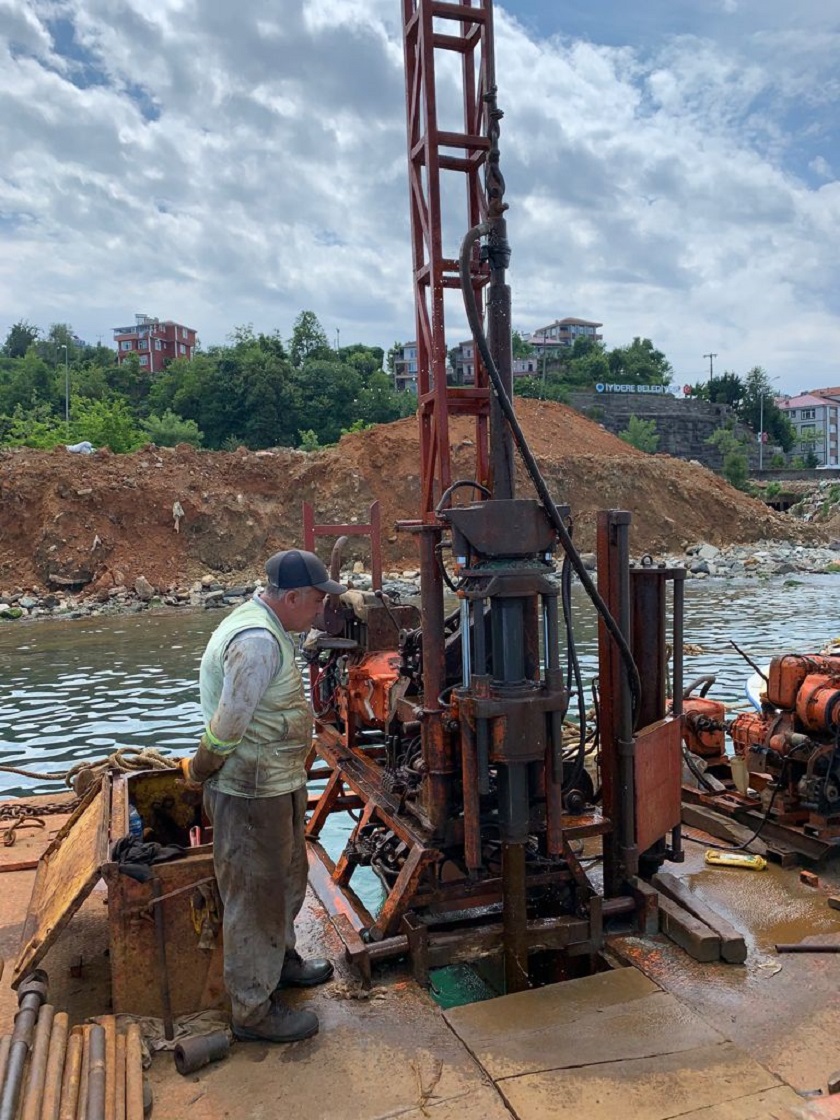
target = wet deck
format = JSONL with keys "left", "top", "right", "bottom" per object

{"left": 3, "top": 798, "right": 840, "bottom": 1120}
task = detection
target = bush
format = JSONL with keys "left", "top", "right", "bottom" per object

{"left": 722, "top": 450, "right": 748, "bottom": 489}
{"left": 298, "top": 429, "right": 321, "bottom": 451}
{"left": 141, "top": 410, "right": 203, "bottom": 447}
{"left": 618, "top": 415, "right": 659, "bottom": 453}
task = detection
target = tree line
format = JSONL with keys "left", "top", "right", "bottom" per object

{"left": 0, "top": 313, "right": 415, "bottom": 453}
{"left": 1, "top": 316, "right": 799, "bottom": 475}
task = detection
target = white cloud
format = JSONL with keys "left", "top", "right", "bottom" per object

{"left": 0, "top": 0, "right": 837, "bottom": 393}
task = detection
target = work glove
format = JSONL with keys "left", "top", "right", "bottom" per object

{"left": 179, "top": 731, "right": 236, "bottom": 785}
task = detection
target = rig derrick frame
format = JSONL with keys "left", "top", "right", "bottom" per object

{"left": 303, "top": 0, "right": 687, "bottom": 992}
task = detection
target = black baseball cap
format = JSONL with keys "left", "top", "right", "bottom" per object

{"left": 265, "top": 549, "right": 345, "bottom": 595}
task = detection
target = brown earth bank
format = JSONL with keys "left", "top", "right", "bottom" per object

{"left": 0, "top": 398, "right": 827, "bottom": 595}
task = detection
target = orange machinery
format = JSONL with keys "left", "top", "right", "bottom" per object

{"left": 684, "top": 654, "right": 840, "bottom": 835}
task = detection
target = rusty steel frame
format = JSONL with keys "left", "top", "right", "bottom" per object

{"left": 402, "top": 0, "right": 494, "bottom": 514}
{"left": 302, "top": 500, "right": 383, "bottom": 591}
{"left": 302, "top": 0, "right": 686, "bottom": 987}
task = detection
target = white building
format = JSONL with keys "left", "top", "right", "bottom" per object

{"left": 777, "top": 390, "right": 840, "bottom": 466}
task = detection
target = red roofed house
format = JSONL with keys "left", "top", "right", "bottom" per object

{"left": 113, "top": 314, "right": 198, "bottom": 375}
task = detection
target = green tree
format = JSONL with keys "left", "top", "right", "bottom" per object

{"left": 513, "top": 376, "right": 570, "bottom": 403}
{"left": 295, "top": 358, "right": 363, "bottom": 445}
{"left": 618, "top": 415, "right": 659, "bottom": 453}
{"left": 3, "top": 320, "right": 39, "bottom": 358}
{"left": 512, "top": 330, "right": 534, "bottom": 358}
{"left": 693, "top": 371, "right": 744, "bottom": 407}
{"left": 299, "top": 429, "right": 321, "bottom": 451}
{"left": 141, "top": 410, "right": 204, "bottom": 447}
{"left": 0, "top": 348, "right": 55, "bottom": 422}
{"left": 70, "top": 396, "right": 145, "bottom": 452}
{"left": 355, "top": 371, "right": 415, "bottom": 426}
{"left": 1, "top": 402, "right": 66, "bottom": 448}
{"left": 339, "top": 344, "right": 385, "bottom": 379}
{"left": 797, "top": 427, "right": 821, "bottom": 468}
{"left": 289, "top": 311, "right": 331, "bottom": 368}
{"left": 607, "top": 338, "right": 672, "bottom": 385}
{"left": 707, "top": 426, "right": 749, "bottom": 489}
{"left": 739, "top": 367, "right": 794, "bottom": 452}
{"left": 109, "top": 351, "right": 153, "bottom": 413}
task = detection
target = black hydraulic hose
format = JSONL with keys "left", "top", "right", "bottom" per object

{"left": 459, "top": 223, "right": 643, "bottom": 726}
{"left": 435, "top": 478, "right": 492, "bottom": 513}
{"left": 683, "top": 760, "right": 786, "bottom": 853}
{"left": 561, "top": 552, "right": 588, "bottom": 786}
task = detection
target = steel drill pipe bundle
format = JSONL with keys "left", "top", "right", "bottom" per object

{"left": 124, "top": 1025, "right": 143, "bottom": 1120}
{"left": 0, "top": 969, "right": 49, "bottom": 1120}
{"left": 85, "top": 1025, "right": 106, "bottom": 1120}
{"left": 57, "top": 1028, "right": 83, "bottom": 1120}
{"left": 114, "top": 1034, "right": 126, "bottom": 1120}
{"left": 0, "top": 1038, "right": 10, "bottom": 1092}
{"left": 76, "top": 1025, "right": 92, "bottom": 1120}
{"left": 39, "top": 1011, "right": 69, "bottom": 1120}
{"left": 19, "top": 1002, "right": 54, "bottom": 1120}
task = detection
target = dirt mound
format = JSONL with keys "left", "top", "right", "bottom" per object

{"left": 0, "top": 399, "right": 821, "bottom": 594}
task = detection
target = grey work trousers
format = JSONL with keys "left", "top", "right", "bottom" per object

{"left": 204, "top": 785, "right": 308, "bottom": 1027}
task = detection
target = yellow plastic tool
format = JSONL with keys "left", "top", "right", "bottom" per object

{"left": 705, "top": 850, "right": 767, "bottom": 871}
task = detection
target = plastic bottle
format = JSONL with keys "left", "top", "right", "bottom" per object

{"left": 128, "top": 806, "right": 143, "bottom": 839}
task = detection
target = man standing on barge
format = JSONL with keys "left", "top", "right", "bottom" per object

{"left": 182, "top": 549, "right": 344, "bottom": 1043}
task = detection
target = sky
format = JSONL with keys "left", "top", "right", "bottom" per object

{"left": 0, "top": 1, "right": 838, "bottom": 395}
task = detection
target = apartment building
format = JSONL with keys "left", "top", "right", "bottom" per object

{"left": 392, "top": 341, "right": 419, "bottom": 393}
{"left": 529, "top": 318, "right": 603, "bottom": 353}
{"left": 113, "top": 314, "right": 198, "bottom": 374}
{"left": 777, "top": 390, "right": 840, "bottom": 466}
{"left": 452, "top": 341, "right": 540, "bottom": 385}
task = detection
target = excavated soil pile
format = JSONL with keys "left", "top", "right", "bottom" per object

{"left": 0, "top": 399, "right": 821, "bottom": 594}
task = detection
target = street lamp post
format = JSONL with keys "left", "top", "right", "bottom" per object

{"left": 60, "top": 344, "right": 69, "bottom": 434}
{"left": 758, "top": 376, "right": 780, "bottom": 472}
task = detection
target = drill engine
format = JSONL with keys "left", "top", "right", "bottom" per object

{"left": 728, "top": 653, "right": 840, "bottom": 826}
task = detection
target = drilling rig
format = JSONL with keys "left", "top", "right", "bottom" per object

{"left": 303, "top": 0, "right": 687, "bottom": 992}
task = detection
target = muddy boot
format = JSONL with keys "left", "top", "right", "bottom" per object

{"left": 278, "top": 949, "right": 334, "bottom": 988}
{"left": 232, "top": 1003, "right": 319, "bottom": 1043}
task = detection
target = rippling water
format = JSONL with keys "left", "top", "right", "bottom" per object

{"left": 1, "top": 574, "right": 838, "bottom": 801}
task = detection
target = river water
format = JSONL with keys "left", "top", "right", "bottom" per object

{"left": 2, "top": 574, "right": 838, "bottom": 801}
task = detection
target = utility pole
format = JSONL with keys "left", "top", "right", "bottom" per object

{"left": 758, "top": 375, "right": 780, "bottom": 472}
{"left": 703, "top": 353, "right": 717, "bottom": 385}
{"left": 60, "top": 344, "right": 69, "bottom": 435}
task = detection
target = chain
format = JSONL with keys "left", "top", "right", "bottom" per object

{"left": 0, "top": 798, "right": 81, "bottom": 847}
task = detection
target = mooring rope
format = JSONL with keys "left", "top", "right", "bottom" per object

{"left": 0, "top": 746, "right": 179, "bottom": 797}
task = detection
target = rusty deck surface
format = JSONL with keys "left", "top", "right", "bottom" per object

{"left": 3, "top": 799, "right": 840, "bottom": 1120}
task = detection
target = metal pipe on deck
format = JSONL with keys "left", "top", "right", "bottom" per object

{"left": 40, "top": 1011, "right": 69, "bottom": 1120}
{"left": 114, "top": 1035, "right": 126, "bottom": 1120}
{"left": 85, "top": 1025, "right": 106, "bottom": 1120}
{"left": 100, "top": 1016, "right": 116, "bottom": 1120}
{"left": 124, "top": 1025, "right": 144, "bottom": 1120}
{"left": 20, "top": 1002, "right": 54, "bottom": 1120}
{"left": 58, "top": 1029, "right": 83, "bottom": 1120}
{"left": 0, "top": 1039, "right": 10, "bottom": 1100}
{"left": 0, "top": 969, "right": 49, "bottom": 1120}
{"left": 501, "top": 839, "right": 528, "bottom": 993}
{"left": 75, "top": 1024, "right": 91, "bottom": 1120}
